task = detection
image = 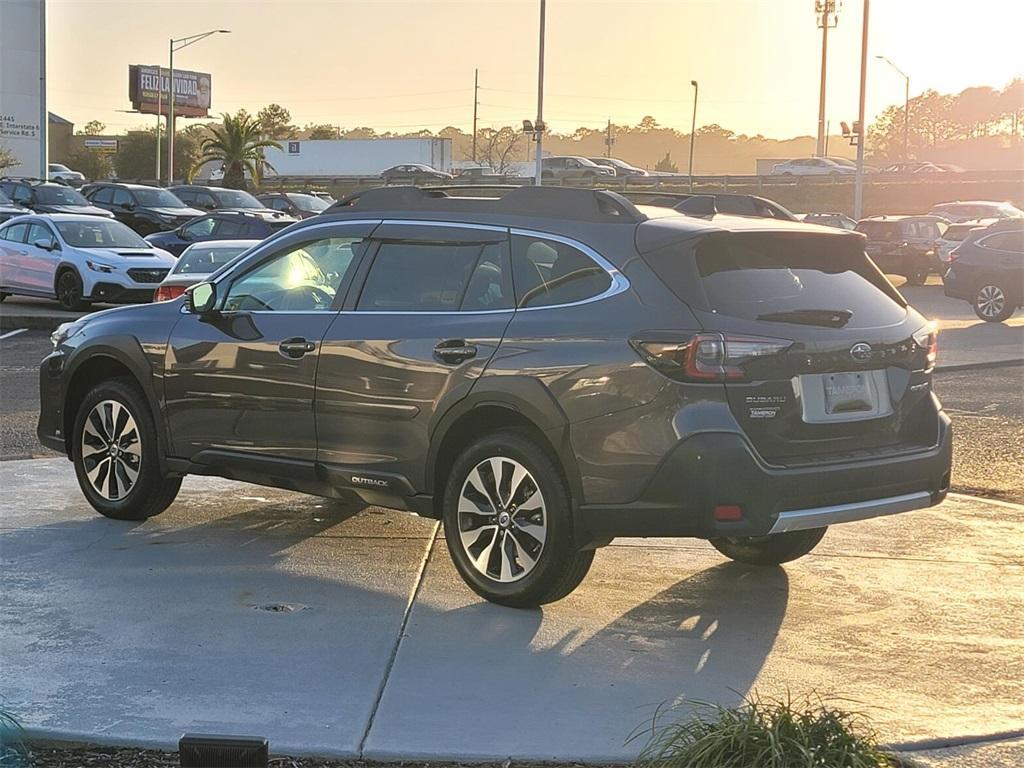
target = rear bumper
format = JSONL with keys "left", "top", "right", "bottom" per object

{"left": 575, "top": 405, "right": 952, "bottom": 545}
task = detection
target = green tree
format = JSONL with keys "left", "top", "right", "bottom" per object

{"left": 195, "top": 112, "right": 282, "bottom": 188}
{"left": 114, "top": 129, "right": 199, "bottom": 181}
{"left": 81, "top": 120, "right": 106, "bottom": 136}
{"left": 65, "top": 148, "right": 112, "bottom": 181}
{"left": 0, "top": 143, "right": 18, "bottom": 173}
{"left": 256, "top": 104, "right": 296, "bottom": 140}
{"left": 305, "top": 123, "right": 337, "bottom": 140}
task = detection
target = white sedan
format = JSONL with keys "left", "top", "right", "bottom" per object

{"left": 771, "top": 157, "right": 856, "bottom": 176}
{"left": 0, "top": 214, "right": 176, "bottom": 311}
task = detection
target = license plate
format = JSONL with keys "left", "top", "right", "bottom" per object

{"left": 823, "top": 372, "right": 874, "bottom": 414}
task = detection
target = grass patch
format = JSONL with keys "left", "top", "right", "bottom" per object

{"left": 631, "top": 693, "right": 911, "bottom": 768}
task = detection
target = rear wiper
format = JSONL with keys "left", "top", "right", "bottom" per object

{"left": 756, "top": 308, "right": 853, "bottom": 328}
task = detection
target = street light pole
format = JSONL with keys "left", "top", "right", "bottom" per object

{"left": 815, "top": 1, "right": 839, "bottom": 157}
{"left": 534, "top": 0, "right": 546, "bottom": 186}
{"left": 876, "top": 55, "right": 910, "bottom": 159}
{"left": 155, "top": 67, "right": 162, "bottom": 183}
{"left": 688, "top": 80, "right": 698, "bottom": 192}
{"left": 167, "top": 29, "right": 230, "bottom": 184}
{"left": 854, "top": 0, "right": 870, "bottom": 220}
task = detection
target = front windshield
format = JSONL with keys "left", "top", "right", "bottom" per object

{"left": 290, "top": 194, "right": 329, "bottom": 212}
{"left": 36, "top": 186, "right": 90, "bottom": 206}
{"left": 133, "top": 188, "right": 187, "bottom": 208}
{"left": 174, "top": 244, "right": 252, "bottom": 274}
{"left": 0, "top": 190, "right": 12, "bottom": 205}
{"left": 55, "top": 219, "right": 149, "bottom": 248}
{"left": 212, "top": 189, "right": 264, "bottom": 209}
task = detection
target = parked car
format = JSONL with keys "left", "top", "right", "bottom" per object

{"left": 799, "top": 212, "right": 858, "bottom": 231}
{"left": 0, "top": 214, "right": 175, "bottom": 310}
{"left": 257, "top": 192, "right": 330, "bottom": 219}
{"left": 629, "top": 192, "right": 798, "bottom": 221}
{"left": 943, "top": 219, "right": 1024, "bottom": 322}
{"left": 38, "top": 186, "right": 951, "bottom": 607}
{"left": 927, "top": 200, "right": 1024, "bottom": 223}
{"left": 380, "top": 164, "right": 453, "bottom": 184}
{"left": 308, "top": 191, "right": 337, "bottom": 204}
{"left": 83, "top": 182, "right": 205, "bottom": 235}
{"left": 454, "top": 166, "right": 504, "bottom": 182}
{"left": 588, "top": 158, "right": 648, "bottom": 177}
{"left": 855, "top": 215, "right": 947, "bottom": 285}
{"left": 47, "top": 163, "right": 86, "bottom": 187}
{"left": 0, "top": 179, "right": 114, "bottom": 219}
{"left": 541, "top": 156, "right": 615, "bottom": 181}
{"left": 154, "top": 239, "right": 260, "bottom": 302}
{"left": 934, "top": 218, "right": 997, "bottom": 266}
{"left": 882, "top": 162, "right": 947, "bottom": 174}
{"left": 144, "top": 211, "right": 294, "bottom": 257}
{"left": 167, "top": 185, "right": 292, "bottom": 223}
{"left": 0, "top": 189, "right": 30, "bottom": 224}
{"left": 771, "top": 157, "right": 856, "bottom": 176}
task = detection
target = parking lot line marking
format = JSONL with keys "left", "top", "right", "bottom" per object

{"left": 0, "top": 328, "right": 27, "bottom": 340}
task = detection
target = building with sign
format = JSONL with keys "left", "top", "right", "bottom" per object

{"left": 0, "top": 0, "right": 47, "bottom": 177}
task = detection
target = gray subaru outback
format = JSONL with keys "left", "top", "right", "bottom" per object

{"left": 38, "top": 186, "right": 952, "bottom": 607}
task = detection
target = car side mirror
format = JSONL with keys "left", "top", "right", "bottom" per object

{"left": 33, "top": 238, "right": 56, "bottom": 251}
{"left": 188, "top": 282, "right": 218, "bottom": 314}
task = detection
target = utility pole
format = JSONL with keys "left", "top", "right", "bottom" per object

{"left": 155, "top": 67, "right": 162, "bottom": 183}
{"left": 472, "top": 68, "right": 479, "bottom": 163}
{"left": 605, "top": 119, "right": 615, "bottom": 158}
{"left": 854, "top": 0, "right": 869, "bottom": 219}
{"left": 688, "top": 80, "right": 698, "bottom": 192}
{"left": 534, "top": 0, "right": 546, "bottom": 186}
{"left": 815, "top": 1, "right": 839, "bottom": 158}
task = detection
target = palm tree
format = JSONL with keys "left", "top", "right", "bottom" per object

{"left": 195, "top": 112, "right": 281, "bottom": 188}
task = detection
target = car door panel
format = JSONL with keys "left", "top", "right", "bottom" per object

{"left": 0, "top": 221, "right": 31, "bottom": 291}
{"left": 24, "top": 223, "right": 60, "bottom": 292}
{"left": 314, "top": 225, "right": 514, "bottom": 491}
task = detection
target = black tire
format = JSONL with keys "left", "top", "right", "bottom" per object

{"left": 72, "top": 377, "right": 181, "bottom": 520}
{"left": 442, "top": 430, "right": 593, "bottom": 608}
{"left": 709, "top": 527, "right": 827, "bottom": 566}
{"left": 56, "top": 269, "right": 91, "bottom": 312}
{"left": 904, "top": 262, "right": 929, "bottom": 286}
{"left": 973, "top": 281, "right": 1015, "bottom": 322}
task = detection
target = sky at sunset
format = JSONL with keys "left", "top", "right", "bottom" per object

{"left": 47, "top": 0, "right": 1024, "bottom": 139}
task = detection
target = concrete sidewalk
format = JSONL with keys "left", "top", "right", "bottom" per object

{"left": 2, "top": 458, "right": 1023, "bottom": 761}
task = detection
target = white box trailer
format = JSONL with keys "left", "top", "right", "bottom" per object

{"left": 264, "top": 137, "right": 452, "bottom": 177}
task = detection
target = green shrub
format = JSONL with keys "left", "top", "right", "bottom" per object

{"left": 631, "top": 693, "right": 909, "bottom": 768}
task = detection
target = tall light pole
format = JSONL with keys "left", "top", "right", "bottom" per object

{"left": 853, "top": 0, "right": 870, "bottom": 220}
{"left": 876, "top": 55, "right": 910, "bottom": 160}
{"left": 815, "top": 1, "right": 839, "bottom": 157}
{"left": 472, "top": 68, "right": 479, "bottom": 163}
{"left": 534, "top": 0, "right": 546, "bottom": 186}
{"left": 168, "top": 29, "right": 230, "bottom": 183}
{"left": 688, "top": 80, "right": 698, "bottom": 192}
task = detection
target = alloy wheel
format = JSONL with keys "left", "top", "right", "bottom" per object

{"left": 457, "top": 457, "right": 547, "bottom": 583}
{"left": 976, "top": 285, "right": 1005, "bottom": 319}
{"left": 81, "top": 399, "right": 142, "bottom": 500}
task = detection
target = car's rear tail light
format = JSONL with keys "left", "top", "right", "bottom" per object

{"left": 153, "top": 284, "right": 186, "bottom": 302}
{"left": 912, "top": 322, "right": 938, "bottom": 372}
{"left": 630, "top": 333, "right": 792, "bottom": 382}
{"left": 713, "top": 505, "right": 744, "bottom": 522}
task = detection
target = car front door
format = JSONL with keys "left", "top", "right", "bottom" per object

{"left": 314, "top": 222, "right": 515, "bottom": 493}
{"left": 23, "top": 222, "right": 61, "bottom": 292}
{"left": 110, "top": 188, "right": 135, "bottom": 227}
{"left": 164, "top": 222, "right": 375, "bottom": 465}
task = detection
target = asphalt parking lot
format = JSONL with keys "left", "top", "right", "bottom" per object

{"left": 1, "top": 280, "right": 1022, "bottom": 764}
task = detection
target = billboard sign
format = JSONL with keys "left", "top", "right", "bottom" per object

{"left": 128, "top": 65, "right": 212, "bottom": 117}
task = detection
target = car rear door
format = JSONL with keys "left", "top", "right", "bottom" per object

{"left": 164, "top": 222, "right": 375, "bottom": 463}
{"left": 314, "top": 221, "right": 514, "bottom": 492}
{"left": 0, "top": 220, "right": 32, "bottom": 291}
{"left": 643, "top": 230, "right": 937, "bottom": 464}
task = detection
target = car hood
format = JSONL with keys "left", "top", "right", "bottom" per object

{"left": 0, "top": 204, "right": 29, "bottom": 214}
{"left": 152, "top": 206, "right": 204, "bottom": 218}
{"left": 44, "top": 204, "right": 115, "bottom": 217}
{"left": 79, "top": 247, "right": 177, "bottom": 267}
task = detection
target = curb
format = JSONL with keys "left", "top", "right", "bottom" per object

{"left": 885, "top": 728, "right": 1024, "bottom": 753}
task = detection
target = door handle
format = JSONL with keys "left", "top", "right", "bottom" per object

{"left": 434, "top": 339, "right": 478, "bottom": 364}
{"left": 278, "top": 337, "right": 316, "bottom": 359}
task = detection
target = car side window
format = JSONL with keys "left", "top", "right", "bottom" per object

{"left": 223, "top": 237, "right": 364, "bottom": 312}
{"left": 213, "top": 217, "right": 248, "bottom": 238}
{"left": 1, "top": 222, "right": 29, "bottom": 243}
{"left": 195, "top": 192, "right": 216, "bottom": 209}
{"left": 511, "top": 234, "right": 612, "bottom": 309}
{"left": 174, "top": 190, "right": 194, "bottom": 204}
{"left": 11, "top": 185, "right": 32, "bottom": 205}
{"left": 357, "top": 241, "right": 486, "bottom": 312}
{"left": 91, "top": 187, "right": 113, "bottom": 204}
{"left": 980, "top": 232, "right": 1024, "bottom": 253}
{"left": 112, "top": 188, "right": 133, "bottom": 207}
{"left": 183, "top": 217, "right": 217, "bottom": 239}
{"left": 27, "top": 223, "right": 56, "bottom": 248}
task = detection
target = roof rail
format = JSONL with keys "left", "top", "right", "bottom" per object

{"left": 328, "top": 185, "right": 646, "bottom": 223}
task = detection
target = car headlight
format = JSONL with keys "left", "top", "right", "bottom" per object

{"left": 86, "top": 259, "right": 116, "bottom": 273}
{"left": 51, "top": 319, "right": 88, "bottom": 349}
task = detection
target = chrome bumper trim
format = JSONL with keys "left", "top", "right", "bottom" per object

{"left": 768, "top": 491, "right": 933, "bottom": 534}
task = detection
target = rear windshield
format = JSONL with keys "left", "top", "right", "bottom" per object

{"left": 855, "top": 221, "right": 901, "bottom": 240}
{"left": 943, "top": 224, "right": 978, "bottom": 242}
{"left": 173, "top": 244, "right": 252, "bottom": 275}
{"left": 645, "top": 233, "right": 907, "bottom": 329}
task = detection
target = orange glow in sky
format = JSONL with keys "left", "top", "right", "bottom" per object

{"left": 48, "top": 0, "right": 1024, "bottom": 138}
